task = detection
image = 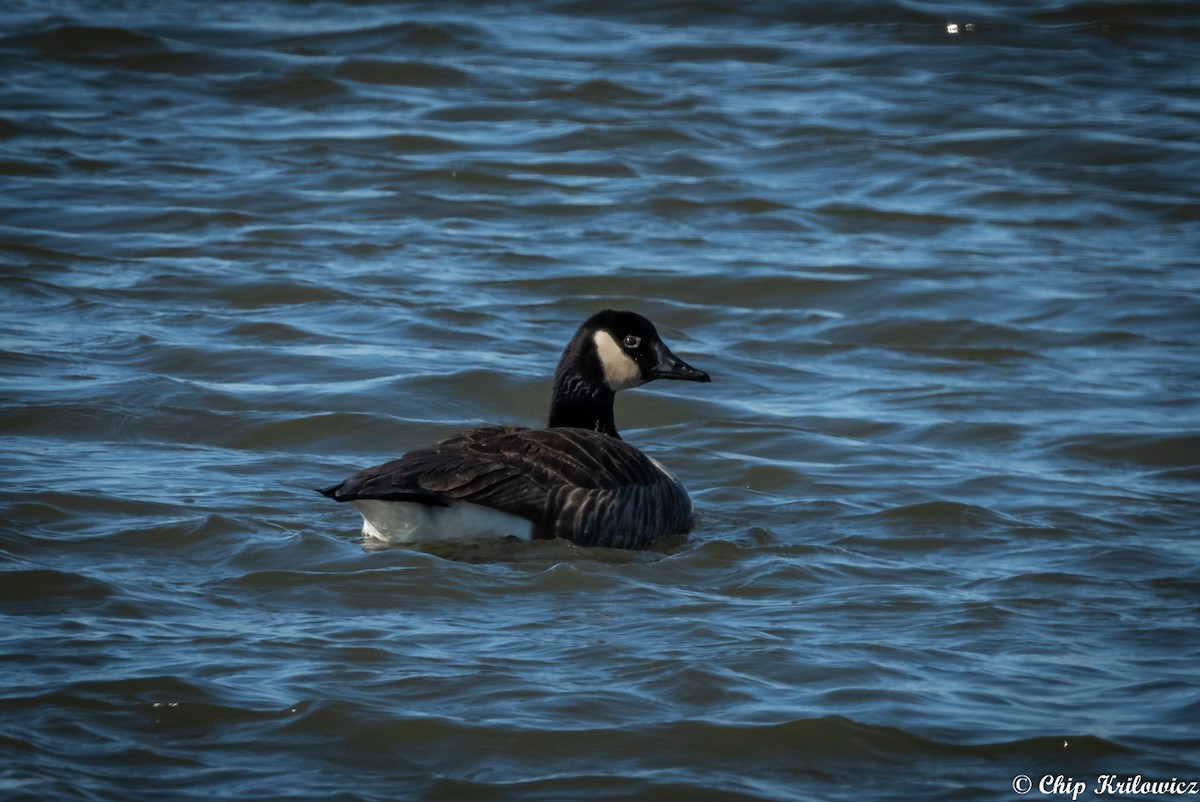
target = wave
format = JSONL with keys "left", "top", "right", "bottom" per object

{"left": 1049, "top": 431, "right": 1200, "bottom": 470}
{"left": 261, "top": 20, "right": 490, "bottom": 56}
{"left": 4, "top": 24, "right": 166, "bottom": 56}
{"left": 333, "top": 59, "right": 470, "bottom": 88}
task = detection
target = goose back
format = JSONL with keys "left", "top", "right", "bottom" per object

{"left": 322, "top": 425, "right": 694, "bottom": 549}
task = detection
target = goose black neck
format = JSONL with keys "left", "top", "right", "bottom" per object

{"left": 547, "top": 369, "right": 620, "bottom": 438}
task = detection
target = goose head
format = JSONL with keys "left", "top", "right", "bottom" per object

{"left": 548, "top": 310, "right": 710, "bottom": 436}
{"left": 585, "top": 309, "right": 710, "bottom": 390}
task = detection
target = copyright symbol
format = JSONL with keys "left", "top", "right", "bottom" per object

{"left": 1013, "top": 775, "right": 1032, "bottom": 794}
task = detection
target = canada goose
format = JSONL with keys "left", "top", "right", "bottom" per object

{"left": 320, "top": 310, "right": 711, "bottom": 549}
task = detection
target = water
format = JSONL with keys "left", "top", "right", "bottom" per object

{"left": 2, "top": 1, "right": 1199, "bottom": 800}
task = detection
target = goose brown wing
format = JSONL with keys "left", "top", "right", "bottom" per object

{"left": 322, "top": 426, "right": 692, "bottom": 547}
{"left": 321, "top": 425, "right": 534, "bottom": 507}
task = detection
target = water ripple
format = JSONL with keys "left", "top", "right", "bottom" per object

{"left": 2, "top": 1, "right": 1198, "bottom": 799}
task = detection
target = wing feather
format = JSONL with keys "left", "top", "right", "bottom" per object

{"left": 322, "top": 426, "right": 693, "bottom": 547}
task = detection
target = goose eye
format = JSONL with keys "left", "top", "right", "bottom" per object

{"left": 623, "top": 335, "right": 641, "bottom": 349}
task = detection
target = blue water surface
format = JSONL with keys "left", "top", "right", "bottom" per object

{"left": 2, "top": 1, "right": 1199, "bottom": 800}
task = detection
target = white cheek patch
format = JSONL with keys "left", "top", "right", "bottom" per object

{"left": 593, "top": 330, "right": 644, "bottom": 391}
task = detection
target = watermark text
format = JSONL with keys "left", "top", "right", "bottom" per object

{"left": 1011, "top": 774, "right": 1200, "bottom": 799}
